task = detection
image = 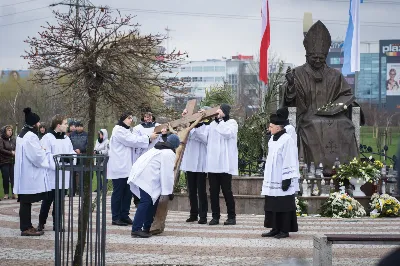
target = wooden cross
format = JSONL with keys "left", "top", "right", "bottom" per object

{"left": 154, "top": 99, "right": 219, "bottom": 133}
{"left": 150, "top": 99, "right": 218, "bottom": 235}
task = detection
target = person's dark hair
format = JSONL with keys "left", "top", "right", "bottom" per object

{"left": 8, "top": 70, "right": 20, "bottom": 80}
{"left": 51, "top": 114, "right": 67, "bottom": 130}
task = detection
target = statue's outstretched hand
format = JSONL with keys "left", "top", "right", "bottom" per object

{"left": 285, "top": 66, "right": 295, "bottom": 86}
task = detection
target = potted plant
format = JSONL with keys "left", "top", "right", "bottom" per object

{"left": 332, "top": 157, "right": 381, "bottom": 196}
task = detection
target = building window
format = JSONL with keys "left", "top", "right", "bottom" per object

{"left": 192, "top": 66, "right": 203, "bottom": 72}
{"left": 228, "top": 74, "right": 238, "bottom": 84}
{"left": 215, "top": 66, "right": 226, "bottom": 72}
{"left": 203, "top": 77, "right": 214, "bottom": 82}
{"left": 181, "top": 77, "right": 191, "bottom": 82}
{"left": 181, "top": 67, "right": 191, "bottom": 72}
{"left": 215, "top": 77, "right": 224, "bottom": 82}
{"left": 330, "top": 58, "right": 341, "bottom": 65}
{"left": 192, "top": 77, "right": 203, "bottom": 82}
{"left": 203, "top": 66, "right": 215, "bottom": 72}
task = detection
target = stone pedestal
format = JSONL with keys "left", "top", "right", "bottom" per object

{"left": 352, "top": 107, "right": 361, "bottom": 147}
{"left": 288, "top": 107, "right": 297, "bottom": 128}
{"left": 168, "top": 176, "right": 387, "bottom": 214}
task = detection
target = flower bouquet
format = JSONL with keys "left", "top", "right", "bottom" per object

{"left": 332, "top": 157, "right": 381, "bottom": 196}
{"left": 369, "top": 193, "right": 400, "bottom": 218}
{"left": 319, "top": 192, "right": 366, "bottom": 218}
{"left": 332, "top": 157, "right": 381, "bottom": 184}
{"left": 295, "top": 197, "right": 308, "bottom": 217}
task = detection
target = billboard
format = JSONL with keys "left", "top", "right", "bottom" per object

{"left": 380, "top": 40, "right": 400, "bottom": 110}
{"left": 386, "top": 63, "right": 400, "bottom": 95}
{"left": 0, "top": 70, "right": 30, "bottom": 82}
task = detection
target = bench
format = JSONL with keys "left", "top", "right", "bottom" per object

{"left": 313, "top": 234, "right": 400, "bottom": 266}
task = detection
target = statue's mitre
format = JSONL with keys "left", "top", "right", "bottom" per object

{"left": 303, "top": 20, "right": 331, "bottom": 55}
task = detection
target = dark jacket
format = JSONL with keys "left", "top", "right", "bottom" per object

{"left": 70, "top": 130, "right": 88, "bottom": 153}
{"left": 0, "top": 126, "right": 16, "bottom": 165}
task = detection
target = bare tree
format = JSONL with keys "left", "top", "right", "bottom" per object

{"left": 24, "top": 7, "right": 186, "bottom": 265}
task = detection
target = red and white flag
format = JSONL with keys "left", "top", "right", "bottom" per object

{"left": 259, "top": 0, "right": 270, "bottom": 85}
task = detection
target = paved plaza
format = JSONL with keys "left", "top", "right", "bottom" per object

{"left": 0, "top": 197, "right": 399, "bottom": 265}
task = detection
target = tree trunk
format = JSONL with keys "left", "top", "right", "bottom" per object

{"left": 73, "top": 94, "right": 97, "bottom": 266}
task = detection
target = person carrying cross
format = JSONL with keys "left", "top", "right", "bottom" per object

{"left": 204, "top": 104, "right": 238, "bottom": 226}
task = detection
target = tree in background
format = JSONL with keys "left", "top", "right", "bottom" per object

{"left": 24, "top": 7, "right": 186, "bottom": 265}
{"left": 0, "top": 76, "right": 66, "bottom": 134}
{"left": 200, "top": 82, "right": 235, "bottom": 108}
{"left": 237, "top": 57, "right": 286, "bottom": 175}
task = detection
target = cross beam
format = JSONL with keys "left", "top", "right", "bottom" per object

{"left": 154, "top": 100, "right": 218, "bottom": 133}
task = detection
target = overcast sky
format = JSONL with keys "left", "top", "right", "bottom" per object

{"left": 0, "top": 0, "right": 399, "bottom": 70}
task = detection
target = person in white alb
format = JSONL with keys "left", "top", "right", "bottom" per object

{"left": 279, "top": 107, "right": 300, "bottom": 193}
{"left": 261, "top": 110, "right": 299, "bottom": 239}
{"left": 94, "top": 128, "right": 109, "bottom": 191}
{"left": 14, "top": 107, "right": 50, "bottom": 236}
{"left": 205, "top": 104, "right": 238, "bottom": 226}
{"left": 181, "top": 107, "right": 211, "bottom": 224}
{"left": 132, "top": 112, "right": 161, "bottom": 160}
{"left": 107, "top": 111, "right": 158, "bottom": 226}
{"left": 37, "top": 114, "right": 76, "bottom": 232}
{"left": 128, "top": 134, "right": 180, "bottom": 238}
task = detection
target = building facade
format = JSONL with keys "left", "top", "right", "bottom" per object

{"left": 163, "top": 55, "right": 258, "bottom": 110}
{"left": 163, "top": 56, "right": 294, "bottom": 111}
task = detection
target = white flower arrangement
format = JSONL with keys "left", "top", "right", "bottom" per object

{"left": 295, "top": 197, "right": 308, "bottom": 217}
{"left": 320, "top": 192, "right": 366, "bottom": 218}
{"left": 369, "top": 193, "right": 400, "bottom": 218}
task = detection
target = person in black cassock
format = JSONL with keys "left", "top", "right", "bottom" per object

{"left": 261, "top": 109, "right": 299, "bottom": 239}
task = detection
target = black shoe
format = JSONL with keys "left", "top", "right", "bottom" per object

{"left": 149, "top": 229, "right": 162, "bottom": 235}
{"left": 37, "top": 223, "right": 45, "bottom": 232}
{"left": 143, "top": 228, "right": 150, "bottom": 234}
{"left": 131, "top": 230, "right": 151, "bottom": 238}
{"left": 262, "top": 229, "right": 279, "bottom": 237}
{"left": 208, "top": 218, "right": 219, "bottom": 225}
{"left": 112, "top": 220, "right": 128, "bottom": 226}
{"left": 224, "top": 218, "right": 236, "bottom": 225}
{"left": 186, "top": 217, "right": 198, "bottom": 223}
{"left": 274, "top": 232, "right": 289, "bottom": 239}
{"left": 121, "top": 217, "right": 133, "bottom": 225}
{"left": 198, "top": 218, "right": 207, "bottom": 224}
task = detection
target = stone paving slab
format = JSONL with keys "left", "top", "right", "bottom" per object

{"left": 0, "top": 198, "right": 398, "bottom": 265}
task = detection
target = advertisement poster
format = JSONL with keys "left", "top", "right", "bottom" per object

{"left": 386, "top": 63, "right": 400, "bottom": 96}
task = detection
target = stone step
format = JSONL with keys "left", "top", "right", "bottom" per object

{"left": 205, "top": 176, "right": 263, "bottom": 196}
{"left": 168, "top": 194, "right": 373, "bottom": 215}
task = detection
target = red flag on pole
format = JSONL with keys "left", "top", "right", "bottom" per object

{"left": 259, "top": 0, "right": 270, "bottom": 85}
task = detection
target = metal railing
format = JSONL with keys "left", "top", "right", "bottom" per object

{"left": 359, "top": 144, "right": 397, "bottom": 167}
{"left": 54, "top": 154, "right": 108, "bottom": 266}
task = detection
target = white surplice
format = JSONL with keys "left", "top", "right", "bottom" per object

{"left": 180, "top": 124, "right": 209, "bottom": 173}
{"left": 127, "top": 148, "right": 175, "bottom": 204}
{"left": 204, "top": 119, "right": 238, "bottom": 175}
{"left": 107, "top": 125, "right": 149, "bottom": 180}
{"left": 40, "top": 133, "right": 76, "bottom": 190}
{"left": 262, "top": 133, "right": 300, "bottom": 197}
{"left": 13, "top": 131, "right": 50, "bottom": 195}
{"left": 284, "top": 124, "right": 300, "bottom": 192}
